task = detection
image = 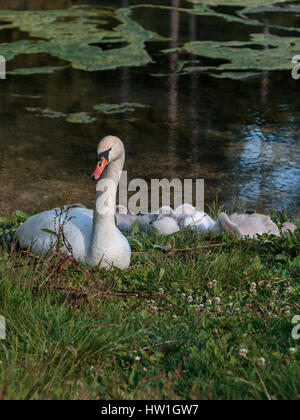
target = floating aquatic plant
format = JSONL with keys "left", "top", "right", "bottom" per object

{"left": 24, "top": 102, "right": 149, "bottom": 124}
{"left": 94, "top": 103, "right": 148, "bottom": 114}
{"left": 0, "top": 7, "right": 167, "bottom": 73}
{"left": 179, "top": 33, "right": 299, "bottom": 76}
{"left": 0, "top": 2, "right": 299, "bottom": 79}
{"left": 66, "top": 113, "right": 97, "bottom": 124}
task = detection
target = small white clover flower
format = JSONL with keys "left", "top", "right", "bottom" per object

{"left": 257, "top": 357, "right": 266, "bottom": 367}
{"left": 158, "top": 288, "right": 164, "bottom": 295}
{"left": 289, "top": 348, "right": 297, "bottom": 355}
{"left": 135, "top": 356, "right": 141, "bottom": 361}
{"left": 215, "top": 297, "right": 221, "bottom": 306}
{"left": 207, "top": 299, "right": 212, "bottom": 306}
{"left": 212, "top": 280, "right": 217, "bottom": 287}
{"left": 187, "top": 296, "right": 193, "bottom": 303}
{"left": 286, "top": 287, "right": 292, "bottom": 294}
{"left": 207, "top": 282, "right": 213, "bottom": 289}
{"left": 188, "top": 289, "right": 193, "bottom": 294}
{"left": 239, "top": 348, "right": 248, "bottom": 358}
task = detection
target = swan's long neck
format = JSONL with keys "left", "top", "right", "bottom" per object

{"left": 88, "top": 156, "right": 124, "bottom": 261}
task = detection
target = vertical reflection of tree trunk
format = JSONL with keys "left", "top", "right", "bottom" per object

{"left": 261, "top": 23, "right": 270, "bottom": 106}
{"left": 121, "top": 0, "right": 130, "bottom": 140}
{"left": 257, "top": 22, "right": 270, "bottom": 211}
{"left": 168, "top": 0, "right": 180, "bottom": 171}
{"left": 189, "top": 13, "right": 200, "bottom": 165}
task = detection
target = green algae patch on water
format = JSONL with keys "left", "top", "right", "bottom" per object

{"left": 0, "top": 7, "right": 167, "bottom": 74}
{"left": 0, "top": 2, "right": 299, "bottom": 79}
{"left": 8, "top": 66, "right": 68, "bottom": 75}
{"left": 66, "top": 113, "right": 97, "bottom": 124}
{"left": 24, "top": 107, "right": 66, "bottom": 119}
{"left": 94, "top": 103, "right": 149, "bottom": 114}
{"left": 186, "top": 0, "right": 296, "bottom": 15}
{"left": 181, "top": 33, "right": 298, "bottom": 73}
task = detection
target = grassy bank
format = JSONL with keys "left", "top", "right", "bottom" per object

{"left": 0, "top": 211, "right": 299, "bottom": 400}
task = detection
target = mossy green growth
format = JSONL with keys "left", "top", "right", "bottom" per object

{"left": 0, "top": 2, "right": 300, "bottom": 79}
{"left": 0, "top": 7, "right": 167, "bottom": 73}
{"left": 186, "top": 0, "right": 296, "bottom": 15}
{"left": 174, "top": 33, "right": 299, "bottom": 77}
{"left": 66, "top": 113, "right": 97, "bottom": 124}
{"left": 8, "top": 66, "right": 67, "bottom": 75}
{"left": 94, "top": 103, "right": 148, "bottom": 114}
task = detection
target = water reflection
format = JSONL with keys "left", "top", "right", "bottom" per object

{"left": 0, "top": 1, "right": 299, "bottom": 217}
{"left": 261, "top": 23, "right": 270, "bottom": 106}
{"left": 121, "top": 0, "right": 130, "bottom": 140}
{"left": 168, "top": 0, "right": 180, "bottom": 164}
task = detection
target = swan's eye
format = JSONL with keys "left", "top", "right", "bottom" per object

{"left": 97, "top": 147, "right": 112, "bottom": 163}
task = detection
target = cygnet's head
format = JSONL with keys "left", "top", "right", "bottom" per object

{"left": 156, "top": 206, "right": 177, "bottom": 221}
{"left": 116, "top": 205, "right": 128, "bottom": 215}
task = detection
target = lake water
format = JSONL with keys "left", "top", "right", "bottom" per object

{"left": 0, "top": 0, "right": 299, "bottom": 218}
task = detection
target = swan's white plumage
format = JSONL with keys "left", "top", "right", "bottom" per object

{"left": 16, "top": 207, "right": 93, "bottom": 262}
{"left": 15, "top": 136, "right": 131, "bottom": 269}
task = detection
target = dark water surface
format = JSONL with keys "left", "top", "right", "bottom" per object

{"left": 0, "top": 0, "right": 299, "bottom": 217}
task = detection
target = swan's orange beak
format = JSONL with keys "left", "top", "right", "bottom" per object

{"left": 91, "top": 157, "right": 108, "bottom": 181}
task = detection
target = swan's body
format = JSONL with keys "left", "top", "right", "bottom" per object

{"left": 15, "top": 136, "right": 131, "bottom": 269}
{"left": 213, "top": 212, "right": 297, "bottom": 239}
{"left": 178, "top": 211, "right": 216, "bottom": 232}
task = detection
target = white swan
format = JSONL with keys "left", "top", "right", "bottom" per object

{"left": 15, "top": 136, "right": 131, "bottom": 269}
{"left": 213, "top": 212, "right": 297, "bottom": 239}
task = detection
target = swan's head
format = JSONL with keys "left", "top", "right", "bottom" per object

{"left": 91, "top": 135, "right": 125, "bottom": 181}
